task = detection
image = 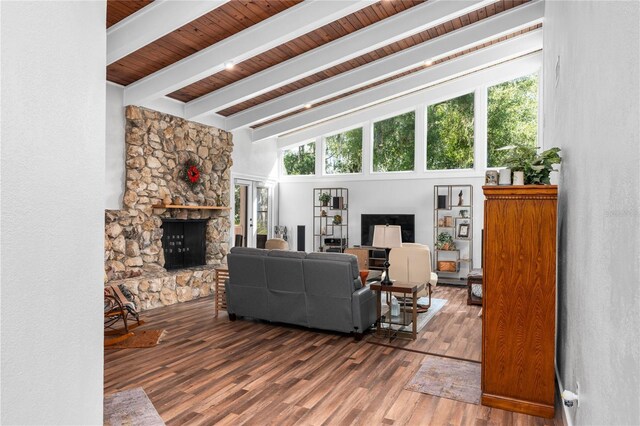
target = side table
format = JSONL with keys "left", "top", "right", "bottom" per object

{"left": 370, "top": 282, "right": 425, "bottom": 340}
{"left": 214, "top": 266, "right": 229, "bottom": 317}
{"left": 467, "top": 268, "right": 483, "bottom": 306}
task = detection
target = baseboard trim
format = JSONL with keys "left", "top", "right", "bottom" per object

{"left": 481, "top": 393, "right": 555, "bottom": 418}
{"left": 556, "top": 366, "right": 573, "bottom": 426}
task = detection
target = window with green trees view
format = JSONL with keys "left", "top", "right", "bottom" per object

{"left": 487, "top": 74, "right": 538, "bottom": 167}
{"left": 372, "top": 111, "right": 415, "bottom": 172}
{"left": 427, "top": 92, "right": 474, "bottom": 170}
{"left": 325, "top": 127, "right": 362, "bottom": 174}
{"left": 283, "top": 141, "right": 315, "bottom": 175}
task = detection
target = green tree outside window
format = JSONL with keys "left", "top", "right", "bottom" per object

{"left": 283, "top": 142, "right": 315, "bottom": 175}
{"left": 372, "top": 111, "right": 415, "bottom": 172}
{"left": 427, "top": 93, "right": 475, "bottom": 170}
{"left": 487, "top": 74, "right": 538, "bottom": 167}
{"left": 325, "top": 128, "right": 363, "bottom": 174}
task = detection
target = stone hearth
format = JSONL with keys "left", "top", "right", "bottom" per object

{"left": 104, "top": 105, "right": 233, "bottom": 311}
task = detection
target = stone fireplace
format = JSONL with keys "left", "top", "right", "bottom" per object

{"left": 104, "top": 105, "right": 233, "bottom": 310}
{"left": 161, "top": 218, "right": 207, "bottom": 270}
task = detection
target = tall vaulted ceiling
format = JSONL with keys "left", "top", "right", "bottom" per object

{"left": 106, "top": 0, "right": 543, "bottom": 141}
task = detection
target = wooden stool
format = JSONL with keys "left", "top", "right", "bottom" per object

{"left": 467, "top": 268, "right": 483, "bottom": 306}
{"left": 214, "top": 266, "right": 229, "bottom": 317}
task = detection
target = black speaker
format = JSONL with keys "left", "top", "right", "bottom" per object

{"left": 297, "top": 225, "right": 305, "bottom": 251}
{"left": 437, "top": 195, "right": 447, "bottom": 210}
{"left": 332, "top": 196, "right": 344, "bottom": 210}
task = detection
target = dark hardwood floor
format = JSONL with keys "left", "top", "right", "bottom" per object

{"left": 104, "top": 286, "right": 562, "bottom": 425}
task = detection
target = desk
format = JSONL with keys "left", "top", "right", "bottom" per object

{"left": 370, "top": 282, "right": 424, "bottom": 340}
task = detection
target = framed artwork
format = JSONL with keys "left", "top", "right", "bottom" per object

{"left": 444, "top": 216, "right": 454, "bottom": 227}
{"left": 458, "top": 223, "right": 470, "bottom": 238}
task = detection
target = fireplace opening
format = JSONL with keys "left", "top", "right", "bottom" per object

{"left": 161, "top": 219, "right": 208, "bottom": 270}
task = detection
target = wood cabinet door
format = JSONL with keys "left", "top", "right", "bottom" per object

{"left": 482, "top": 186, "right": 557, "bottom": 415}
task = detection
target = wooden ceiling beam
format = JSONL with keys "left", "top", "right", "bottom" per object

{"left": 107, "top": 0, "right": 229, "bottom": 65}
{"left": 253, "top": 30, "right": 543, "bottom": 142}
{"left": 184, "top": 0, "right": 498, "bottom": 120}
{"left": 123, "top": 0, "right": 375, "bottom": 106}
{"left": 226, "top": 0, "right": 544, "bottom": 131}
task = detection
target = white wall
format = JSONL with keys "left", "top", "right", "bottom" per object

{"left": 544, "top": 2, "right": 640, "bottom": 425}
{"left": 106, "top": 83, "right": 125, "bottom": 209}
{"left": 1, "top": 1, "right": 105, "bottom": 424}
{"left": 279, "top": 177, "right": 484, "bottom": 269}
{"left": 231, "top": 128, "right": 279, "bottom": 181}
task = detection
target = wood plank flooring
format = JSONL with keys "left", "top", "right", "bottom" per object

{"left": 367, "top": 285, "right": 483, "bottom": 362}
{"left": 104, "top": 286, "right": 562, "bottom": 425}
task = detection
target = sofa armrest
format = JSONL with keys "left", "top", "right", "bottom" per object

{"left": 352, "top": 286, "right": 377, "bottom": 333}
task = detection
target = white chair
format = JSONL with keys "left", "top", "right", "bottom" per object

{"left": 265, "top": 238, "right": 289, "bottom": 250}
{"left": 389, "top": 243, "right": 438, "bottom": 302}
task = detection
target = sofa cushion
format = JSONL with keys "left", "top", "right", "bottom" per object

{"left": 230, "top": 247, "right": 268, "bottom": 256}
{"left": 305, "top": 252, "right": 359, "bottom": 281}
{"left": 265, "top": 249, "right": 307, "bottom": 327}
{"left": 267, "top": 249, "right": 306, "bottom": 259}
{"left": 227, "top": 249, "right": 269, "bottom": 319}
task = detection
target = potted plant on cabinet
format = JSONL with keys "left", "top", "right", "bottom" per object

{"left": 504, "top": 145, "right": 562, "bottom": 185}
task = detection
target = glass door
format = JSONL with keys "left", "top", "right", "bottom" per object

{"left": 255, "top": 185, "right": 270, "bottom": 249}
{"left": 234, "top": 179, "right": 272, "bottom": 248}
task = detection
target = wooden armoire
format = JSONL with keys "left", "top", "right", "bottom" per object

{"left": 481, "top": 185, "right": 557, "bottom": 418}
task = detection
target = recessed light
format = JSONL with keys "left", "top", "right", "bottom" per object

{"left": 224, "top": 61, "right": 235, "bottom": 70}
{"left": 304, "top": 103, "right": 312, "bottom": 109}
{"left": 423, "top": 59, "right": 434, "bottom": 67}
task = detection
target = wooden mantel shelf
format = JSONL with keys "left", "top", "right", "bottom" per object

{"left": 152, "top": 204, "right": 231, "bottom": 211}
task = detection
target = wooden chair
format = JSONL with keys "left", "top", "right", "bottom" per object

{"left": 104, "top": 284, "right": 140, "bottom": 334}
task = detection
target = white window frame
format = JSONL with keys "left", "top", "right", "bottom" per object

{"left": 370, "top": 107, "right": 418, "bottom": 175}
{"left": 279, "top": 139, "right": 317, "bottom": 178}
{"left": 322, "top": 125, "right": 365, "bottom": 177}
{"left": 485, "top": 71, "right": 542, "bottom": 169}
{"left": 424, "top": 88, "right": 481, "bottom": 173}
{"left": 276, "top": 54, "right": 542, "bottom": 183}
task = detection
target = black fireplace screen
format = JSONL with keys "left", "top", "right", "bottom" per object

{"left": 161, "top": 219, "right": 207, "bottom": 270}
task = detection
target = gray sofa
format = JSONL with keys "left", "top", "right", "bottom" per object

{"left": 225, "top": 247, "right": 377, "bottom": 336}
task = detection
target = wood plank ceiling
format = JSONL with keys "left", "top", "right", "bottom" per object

{"left": 107, "top": 0, "right": 153, "bottom": 28}
{"left": 252, "top": 23, "right": 541, "bottom": 128}
{"left": 106, "top": 0, "right": 540, "bottom": 133}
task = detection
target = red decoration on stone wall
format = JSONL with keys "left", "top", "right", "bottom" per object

{"left": 183, "top": 160, "right": 201, "bottom": 188}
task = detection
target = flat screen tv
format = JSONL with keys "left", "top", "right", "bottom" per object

{"left": 361, "top": 214, "right": 415, "bottom": 246}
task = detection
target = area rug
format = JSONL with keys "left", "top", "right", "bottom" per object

{"left": 405, "top": 356, "right": 481, "bottom": 404}
{"left": 104, "top": 387, "right": 165, "bottom": 426}
{"left": 376, "top": 298, "right": 447, "bottom": 335}
{"left": 105, "top": 329, "right": 166, "bottom": 349}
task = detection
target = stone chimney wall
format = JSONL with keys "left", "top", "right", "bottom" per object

{"left": 104, "top": 105, "right": 233, "bottom": 310}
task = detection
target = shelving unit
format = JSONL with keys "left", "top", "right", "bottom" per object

{"left": 433, "top": 185, "right": 473, "bottom": 285}
{"left": 313, "top": 188, "right": 348, "bottom": 252}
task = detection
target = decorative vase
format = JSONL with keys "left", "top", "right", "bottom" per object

{"left": 173, "top": 196, "right": 183, "bottom": 205}
{"left": 485, "top": 170, "right": 499, "bottom": 185}
{"left": 163, "top": 195, "right": 172, "bottom": 205}
{"left": 359, "top": 270, "right": 369, "bottom": 285}
{"left": 499, "top": 168, "right": 512, "bottom": 185}
{"left": 513, "top": 171, "right": 525, "bottom": 185}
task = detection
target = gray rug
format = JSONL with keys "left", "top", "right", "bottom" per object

{"left": 378, "top": 298, "right": 447, "bottom": 334}
{"left": 104, "top": 388, "right": 165, "bottom": 426}
{"left": 405, "top": 356, "right": 481, "bottom": 404}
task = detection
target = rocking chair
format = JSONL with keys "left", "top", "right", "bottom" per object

{"left": 104, "top": 284, "right": 140, "bottom": 334}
